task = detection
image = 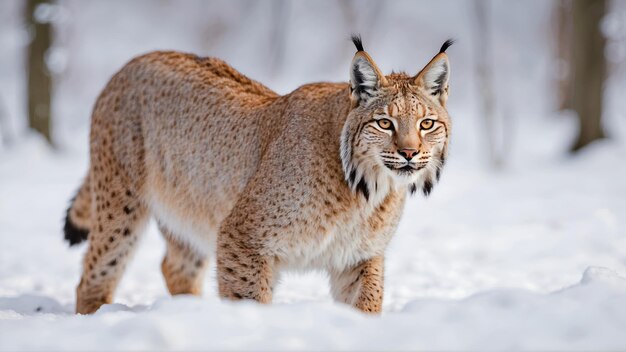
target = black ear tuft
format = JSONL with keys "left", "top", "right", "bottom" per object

{"left": 439, "top": 39, "right": 455, "bottom": 54}
{"left": 351, "top": 34, "right": 364, "bottom": 52}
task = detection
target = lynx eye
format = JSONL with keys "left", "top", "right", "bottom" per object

{"left": 420, "top": 119, "right": 435, "bottom": 130}
{"left": 377, "top": 118, "right": 393, "bottom": 130}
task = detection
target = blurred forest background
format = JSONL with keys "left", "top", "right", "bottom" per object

{"left": 1, "top": 0, "right": 625, "bottom": 165}
{"left": 1, "top": 2, "right": 626, "bottom": 349}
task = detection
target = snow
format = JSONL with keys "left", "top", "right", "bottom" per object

{"left": 2, "top": 0, "right": 626, "bottom": 350}
{"left": 1, "top": 264, "right": 626, "bottom": 351}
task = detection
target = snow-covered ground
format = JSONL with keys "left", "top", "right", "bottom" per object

{"left": 1, "top": 129, "right": 625, "bottom": 350}
{"left": 2, "top": 0, "right": 626, "bottom": 350}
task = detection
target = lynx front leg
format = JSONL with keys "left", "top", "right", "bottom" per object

{"left": 216, "top": 226, "right": 275, "bottom": 304}
{"left": 329, "top": 255, "right": 384, "bottom": 314}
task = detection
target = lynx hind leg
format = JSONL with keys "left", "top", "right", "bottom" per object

{"left": 76, "top": 178, "right": 149, "bottom": 314}
{"left": 159, "top": 225, "right": 208, "bottom": 296}
{"left": 329, "top": 256, "right": 384, "bottom": 314}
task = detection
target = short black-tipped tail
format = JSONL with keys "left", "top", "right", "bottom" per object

{"left": 64, "top": 203, "right": 89, "bottom": 246}
{"left": 63, "top": 175, "right": 91, "bottom": 246}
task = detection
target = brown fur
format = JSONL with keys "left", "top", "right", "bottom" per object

{"left": 66, "top": 42, "right": 452, "bottom": 314}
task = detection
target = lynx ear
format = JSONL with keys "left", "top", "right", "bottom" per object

{"left": 415, "top": 39, "right": 453, "bottom": 106}
{"left": 349, "top": 35, "right": 387, "bottom": 107}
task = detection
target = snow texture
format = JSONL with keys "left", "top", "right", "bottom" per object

{"left": 1, "top": 0, "right": 626, "bottom": 350}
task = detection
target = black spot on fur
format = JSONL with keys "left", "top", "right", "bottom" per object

{"left": 123, "top": 206, "right": 133, "bottom": 214}
{"left": 356, "top": 177, "right": 370, "bottom": 201}
{"left": 351, "top": 34, "right": 364, "bottom": 52}
{"left": 63, "top": 194, "right": 89, "bottom": 246}
{"left": 422, "top": 179, "right": 434, "bottom": 196}
{"left": 123, "top": 228, "right": 130, "bottom": 237}
{"left": 437, "top": 155, "right": 446, "bottom": 181}
{"left": 409, "top": 183, "right": 418, "bottom": 195}
{"left": 439, "top": 39, "right": 455, "bottom": 53}
{"left": 233, "top": 293, "right": 243, "bottom": 299}
{"left": 348, "top": 169, "right": 357, "bottom": 186}
{"left": 108, "top": 259, "right": 117, "bottom": 266}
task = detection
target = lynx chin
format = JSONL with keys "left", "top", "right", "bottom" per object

{"left": 64, "top": 35, "right": 453, "bottom": 314}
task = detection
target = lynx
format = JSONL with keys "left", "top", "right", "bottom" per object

{"left": 64, "top": 36, "right": 453, "bottom": 314}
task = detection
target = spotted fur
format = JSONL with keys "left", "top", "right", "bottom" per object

{"left": 64, "top": 38, "right": 453, "bottom": 315}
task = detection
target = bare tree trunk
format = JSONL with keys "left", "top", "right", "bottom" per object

{"left": 473, "top": 0, "right": 502, "bottom": 168}
{"left": 554, "top": 0, "right": 573, "bottom": 111}
{"left": 26, "top": 0, "right": 53, "bottom": 145}
{"left": 0, "top": 96, "right": 13, "bottom": 147}
{"left": 571, "top": 0, "right": 607, "bottom": 151}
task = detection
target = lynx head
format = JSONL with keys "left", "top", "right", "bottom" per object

{"left": 341, "top": 35, "right": 452, "bottom": 205}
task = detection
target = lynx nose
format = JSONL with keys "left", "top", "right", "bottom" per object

{"left": 398, "top": 148, "right": 418, "bottom": 161}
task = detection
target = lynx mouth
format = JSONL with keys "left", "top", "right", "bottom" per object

{"left": 384, "top": 163, "right": 423, "bottom": 175}
{"left": 396, "top": 164, "right": 417, "bottom": 175}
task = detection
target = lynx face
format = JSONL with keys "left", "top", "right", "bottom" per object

{"left": 341, "top": 37, "right": 452, "bottom": 204}
{"left": 362, "top": 93, "right": 448, "bottom": 179}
